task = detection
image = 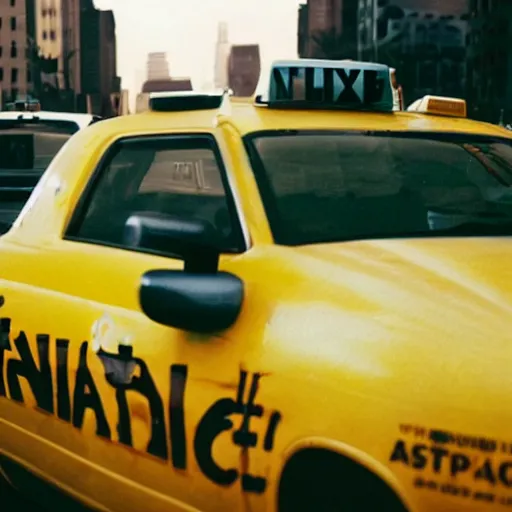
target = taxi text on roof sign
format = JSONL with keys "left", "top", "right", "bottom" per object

{"left": 260, "top": 59, "right": 395, "bottom": 112}
{"left": 407, "top": 95, "right": 467, "bottom": 118}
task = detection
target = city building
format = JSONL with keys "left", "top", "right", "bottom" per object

{"left": 135, "top": 75, "right": 193, "bottom": 113}
{"left": 297, "top": 3, "right": 309, "bottom": 57}
{"left": 467, "top": 0, "right": 512, "bottom": 123}
{"left": 358, "top": 0, "right": 469, "bottom": 105}
{"left": 0, "top": 0, "right": 33, "bottom": 103}
{"left": 227, "top": 44, "right": 260, "bottom": 97}
{"left": 32, "top": 0, "right": 80, "bottom": 95}
{"left": 99, "top": 10, "right": 117, "bottom": 99}
{"left": 297, "top": 0, "right": 358, "bottom": 59}
{"left": 141, "top": 77, "right": 192, "bottom": 93}
{"left": 146, "top": 52, "right": 170, "bottom": 81}
{"left": 61, "top": 0, "right": 81, "bottom": 94}
{"left": 80, "top": 2, "right": 120, "bottom": 115}
{"left": 36, "top": 0, "right": 61, "bottom": 59}
{"left": 79, "top": 2, "right": 100, "bottom": 98}
{"left": 358, "top": 0, "right": 469, "bottom": 56}
{"left": 135, "top": 92, "right": 150, "bottom": 113}
{"left": 141, "top": 52, "right": 192, "bottom": 93}
{"left": 0, "top": 0, "right": 118, "bottom": 112}
{"left": 214, "top": 22, "right": 230, "bottom": 90}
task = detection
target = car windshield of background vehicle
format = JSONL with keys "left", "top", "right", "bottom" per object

{"left": 245, "top": 131, "right": 512, "bottom": 245}
{"left": 0, "top": 120, "right": 80, "bottom": 232}
{"left": 0, "top": 120, "right": 79, "bottom": 172}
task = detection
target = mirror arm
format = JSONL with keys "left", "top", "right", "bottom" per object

{"left": 184, "top": 250, "right": 220, "bottom": 273}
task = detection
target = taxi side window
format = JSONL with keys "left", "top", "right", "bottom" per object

{"left": 66, "top": 134, "right": 245, "bottom": 254}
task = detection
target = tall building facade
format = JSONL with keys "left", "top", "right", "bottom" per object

{"left": 467, "top": 0, "right": 512, "bottom": 123}
{"left": 79, "top": 1, "right": 100, "bottom": 95}
{"left": 146, "top": 52, "right": 170, "bottom": 81}
{"left": 357, "top": 0, "right": 469, "bottom": 105}
{"left": 297, "top": 0, "right": 358, "bottom": 59}
{"left": 298, "top": 3, "right": 309, "bottom": 57}
{"left": 358, "top": 0, "right": 469, "bottom": 56}
{"left": 0, "top": 0, "right": 32, "bottom": 102}
{"left": 99, "top": 10, "right": 116, "bottom": 97}
{"left": 0, "top": 0, "right": 118, "bottom": 112}
{"left": 227, "top": 44, "right": 260, "bottom": 97}
{"left": 61, "top": 0, "right": 81, "bottom": 93}
{"left": 34, "top": 0, "right": 80, "bottom": 94}
{"left": 36, "top": 0, "right": 61, "bottom": 59}
{"left": 214, "top": 22, "right": 230, "bottom": 89}
{"left": 141, "top": 52, "right": 192, "bottom": 93}
{"left": 141, "top": 77, "right": 192, "bottom": 93}
{"left": 80, "top": 2, "right": 120, "bottom": 115}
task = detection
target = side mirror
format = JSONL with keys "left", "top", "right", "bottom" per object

{"left": 139, "top": 269, "right": 244, "bottom": 332}
{"left": 124, "top": 212, "right": 220, "bottom": 273}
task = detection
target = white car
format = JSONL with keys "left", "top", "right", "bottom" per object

{"left": 0, "top": 110, "right": 102, "bottom": 230}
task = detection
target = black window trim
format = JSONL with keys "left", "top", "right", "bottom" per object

{"left": 243, "top": 128, "right": 512, "bottom": 246}
{"left": 64, "top": 132, "right": 248, "bottom": 256}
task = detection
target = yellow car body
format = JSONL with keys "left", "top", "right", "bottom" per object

{"left": 1, "top": 76, "right": 512, "bottom": 512}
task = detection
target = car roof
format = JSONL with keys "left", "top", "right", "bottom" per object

{"left": 82, "top": 102, "right": 512, "bottom": 140}
{"left": 0, "top": 110, "right": 96, "bottom": 130}
{"left": 226, "top": 104, "right": 512, "bottom": 138}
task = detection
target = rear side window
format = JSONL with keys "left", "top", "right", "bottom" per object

{"left": 66, "top": 134, "right": 245, "bottom": 255}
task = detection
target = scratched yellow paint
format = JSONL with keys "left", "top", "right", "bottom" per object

{"left": 0, "top": 98, "right": 511, "bottom": 512}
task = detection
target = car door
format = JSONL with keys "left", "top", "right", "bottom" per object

{"left": 0, "top": 130, "right": 268, "bottom": 512}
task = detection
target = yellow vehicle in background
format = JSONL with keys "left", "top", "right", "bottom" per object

{"left": 2, "top": 59, "right": 512, "bottom": 512}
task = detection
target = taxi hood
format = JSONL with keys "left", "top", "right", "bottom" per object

{"left": 286, "top": 236, "right": 512, "bottom": 354}
{"left": 260, "top": 237, "right": 512, "bottom": 497}
{"left": 259, "top": 237, "right": 512, "bottom": 436}
{"left": 293, "top": 237, "right": 512, "bottom": 313}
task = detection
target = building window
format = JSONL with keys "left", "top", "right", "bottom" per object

{"left": 0, "top": 47, "right": 3, "bottom": 58}
{"left": 11, "top": 68, "right": 18, "bottom": 84}
{"left": 42, "top": 9, "right": 47, "bottom": 16}
{"left": 419, "top": 60, "right": 437, "bottom": 88}
{"left": 42, "top": 30, "right": 47, "bottom": 39}
{"left": 415, "top": 24, "right": 427, "bottom": 44}
{"left": 50, "top": 30, "right": 56, "bottom": 40}
{"left": 10, "top": 0, "right": 15, "bottom": 6}
{"left": 10, "top": 17, "right": 16, "bottom": 30}
{"left": 10, "top": 41, "right": 17, "bottom": 58}
{"left": 0, "top": 68, "right": 4, "bottom": 82}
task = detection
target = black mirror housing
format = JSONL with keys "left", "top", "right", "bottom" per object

{"left": 124, "top": 212, "right": 220, "bottom": 273}
{"left": 140, "top": 269, "right": 244, "bottom": 333}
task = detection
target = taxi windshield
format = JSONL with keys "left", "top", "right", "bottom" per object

{"left": 244, "top": 130, "right": 512, "bottom": 245}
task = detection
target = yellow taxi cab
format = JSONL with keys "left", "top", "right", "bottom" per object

{"left": 1, "top": 58, "right": 512, "bottom": 512}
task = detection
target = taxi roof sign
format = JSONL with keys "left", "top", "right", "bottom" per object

{"left": 407, "top": 95, "right": 467, "bottom": 118}
{"left": 259, "top": 59, "right": 394, "bottom": 112}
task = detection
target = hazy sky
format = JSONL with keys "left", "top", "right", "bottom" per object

{"left": 93, "top": 0, "right": 301, "bottom": 98}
